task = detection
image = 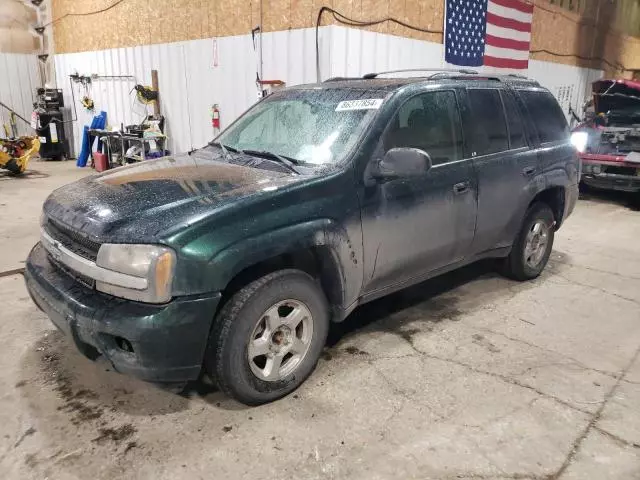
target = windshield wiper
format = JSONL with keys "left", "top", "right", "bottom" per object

{"left": 208, "top": 143, "right": 301, "bottom": 174}
{"left": 241, "top": 149, "right": 301, "bottom": 174}
{"left": 208, "top": 141, "right": 240, "bottom": 162}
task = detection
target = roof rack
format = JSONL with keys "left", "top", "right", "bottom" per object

{"left": 362, "top": 68, "right": 478, "bottom": 79}
{"left": 325, "top": 69, "right": 539, "bottom": 85}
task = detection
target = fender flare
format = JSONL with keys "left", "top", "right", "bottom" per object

{"left": 208, "top": 219, "right": 353, "bottom": 308}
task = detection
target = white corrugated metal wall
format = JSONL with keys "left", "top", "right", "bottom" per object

{"left": 527, "top": 60, "right": 602, "bottom": 118}
{"left": 54, "top": 27, "right": 328, "bottom": 157}
{"left": 53, "top": 25, "right": 602, "bottom": 157}
{"left": 0, "top": 52, "right": 41, "bottom": 136}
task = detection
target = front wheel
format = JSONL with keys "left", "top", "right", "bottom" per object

{"left": 205, "top": 270, "right": 329, "bottom": 405}
{"left": 502, "top": 203, "right": 555, "bottom": 281}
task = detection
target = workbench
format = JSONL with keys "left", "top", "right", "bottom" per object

{"left": 88, "top": 129, "right": 168, "bottom": 169}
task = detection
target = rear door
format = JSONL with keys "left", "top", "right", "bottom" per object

{"left": 518, "top": 89, "right": 579, "bottom": 187}
{"left": 464, "top": 87, "right": 541, "bottom": 254}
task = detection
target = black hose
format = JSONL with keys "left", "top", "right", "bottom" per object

{"left": 315, "top": 6, "right": 443, "bottom": 82}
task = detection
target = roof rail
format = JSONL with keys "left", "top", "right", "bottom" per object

{"left": 362, "top": 68, "right": 478, "bottom": 79}
{"left": 429, "top": 72, "right": 539, "bottom": 84}
{"left": 323, "top": 77, "right": 362, "bottom": 82}
{"left": 488, "top": 74, "right": 539, "bottom": 84}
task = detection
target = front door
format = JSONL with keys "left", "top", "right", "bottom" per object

{"left": 358, "top": 89, "right": 478, "bottom": 296}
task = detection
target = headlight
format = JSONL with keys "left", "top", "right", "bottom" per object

{"left": 570, "top": 131, "right": 589, "bottom": 153}
{"left": 96, "top": 244, "right": 176, "bottom": 303}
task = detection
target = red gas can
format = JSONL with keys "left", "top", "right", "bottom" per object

{"left": 94, "top": 152, "right": 108, "bottom": 172}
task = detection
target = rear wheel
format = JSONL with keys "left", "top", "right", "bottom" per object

{"left": 502, "top": 203, "right": 555, "bottom": 281}
{"left": 205, "top": 270, "right": 329, "bottom": 405}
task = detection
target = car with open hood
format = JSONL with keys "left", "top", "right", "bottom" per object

{"left": 25, "top": 71, "right": 578, "bottom": 405}
{"left": 572, "top": 79, "right": 640, "bottom": 193}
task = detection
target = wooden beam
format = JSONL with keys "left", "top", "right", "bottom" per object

{"left": 151, "top": 69, "right": 160, "bottom": 116}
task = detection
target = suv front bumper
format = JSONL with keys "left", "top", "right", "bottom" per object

{"left": 25, "top": 243, "right": 221, "bottom": 383}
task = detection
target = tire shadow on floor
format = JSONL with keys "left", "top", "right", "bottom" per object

{"left": 325, "top": 258, "right": 549, "bottom": 351}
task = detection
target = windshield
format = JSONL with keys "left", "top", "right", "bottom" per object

{"left": 216, "top": 89, "right": 385, "bottom": 166}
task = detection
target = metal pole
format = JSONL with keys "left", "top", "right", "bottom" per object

{"left": 0, "top": 101, "right": 31, "bottom": 126}
{"left": 259, "top": 0, "right": 264, "bottom": 81}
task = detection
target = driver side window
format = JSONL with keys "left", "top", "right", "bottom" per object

{"left": 383, "top": 90, "right": 463, "bottom": 165}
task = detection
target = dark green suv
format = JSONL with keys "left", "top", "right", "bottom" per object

{"left": 25, "top": 71, "right": 579, "bottom": 404}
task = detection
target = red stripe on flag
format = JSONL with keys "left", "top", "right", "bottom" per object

{"left": 483, "top": 55, "right": 529, "bottom": 69}
{"left": 490, "top": 0, "right": 534, "bottom": 15}
{"left": 485, "top": 34, "right": 530, "bottom": 51}
{"left": 486, "top": 12, "right": 532, "bottom": 32}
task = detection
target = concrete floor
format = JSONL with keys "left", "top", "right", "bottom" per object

{"left": 0, "top": 160, "right": 88, "bottom": 273}
{"left": 1, "top": 160, "right": 640, "bottom": 480}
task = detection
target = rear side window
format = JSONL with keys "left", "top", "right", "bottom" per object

{"left": 383, "top": 90, "right": 463, "bottom": 165}
{"left": 519, "top": 90, "right": 569, "bottom": 143}
{"left": 467, "top": 89, "right": 509, "bottom": 156}
{"left": 501, "top": 91, "right": 527, "bottom": 149}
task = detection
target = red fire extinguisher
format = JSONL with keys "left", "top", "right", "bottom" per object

{"left": 211, "top": 104, "right": 220, "bottom": 130}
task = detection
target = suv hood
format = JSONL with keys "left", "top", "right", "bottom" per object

{"left": 43, "top": 154, "right": 301, "bottom": 241}
{"left": 593, "top": 79, "right": 640, "bottom": 116}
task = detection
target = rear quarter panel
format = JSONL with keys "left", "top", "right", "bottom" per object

{"left": 516, "top": 87, "right": 580, "bottom": 224}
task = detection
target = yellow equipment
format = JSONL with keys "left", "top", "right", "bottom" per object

{"left": 0, "top": 136, "right": 40, "bottom": 175}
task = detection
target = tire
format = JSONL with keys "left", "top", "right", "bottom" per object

{"left": 205, "top": 269, "right": 329, "bottom": 405}
{"left": 4, "top": 158, "right": 23, "bottom": 175}
{"left": 502, "top": 202, "right": 555, "bottom": 281}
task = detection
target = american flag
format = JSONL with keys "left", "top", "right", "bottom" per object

{"left": 444, "top": 0, "right": 533, "bottom": 70}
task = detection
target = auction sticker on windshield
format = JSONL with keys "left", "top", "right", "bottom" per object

{"left": 335, "top": 99, "right": 384, "bottom": 111}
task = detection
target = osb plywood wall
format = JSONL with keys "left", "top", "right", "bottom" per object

{"left": 530, "top": 2, "right": 640, "bottom": 76}
{"left": 50, "top": 0, "right": 456, "bottom": 53}
{"left": 52, "top": 0, "right": 639, "bottom": 74}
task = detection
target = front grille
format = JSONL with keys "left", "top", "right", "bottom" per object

{"left": 48, "top": 254, "right": 96, "bottom": 289}
{"left": 604, "top": 166, "right": 638, "bottom": 176}
{"left": 44, "top": 217, "right": 101, "bottom": 261}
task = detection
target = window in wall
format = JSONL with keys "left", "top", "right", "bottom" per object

{"left": 383, "top": 91, "right": 463, "bottom": 165}
{"left": 467, "top": 89, "right": 509, "bottom": 156}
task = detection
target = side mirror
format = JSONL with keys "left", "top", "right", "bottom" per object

{"left": 372, "top": 148, "right": 432, "bottom": 182}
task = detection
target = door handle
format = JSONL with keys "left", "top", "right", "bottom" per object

{"left": 522, "top": 166, "right": 537, "bottom": 177}
{"left": 453, "top": 181, "right": 470, "bottom": 194}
